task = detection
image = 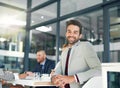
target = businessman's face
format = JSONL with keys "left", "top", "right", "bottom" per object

{"left": 66, "top": 24, "right": 82, "bottom": 45}
{"left": 36, "top": 51, "right": 46, "bottom": 63}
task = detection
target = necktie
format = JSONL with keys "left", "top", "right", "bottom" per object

{"left": 65, "top": 48, "right": 71, "bottom": 88}
{"left": 40, "top": 65, "right": 44, "bottom": 74}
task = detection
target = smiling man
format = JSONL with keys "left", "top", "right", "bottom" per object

{"left": 51, "top": 20, "right": 101, "bottom": 88}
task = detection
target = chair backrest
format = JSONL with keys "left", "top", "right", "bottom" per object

{"left": 82, "top": 76, "right": 102, "bottom": 88}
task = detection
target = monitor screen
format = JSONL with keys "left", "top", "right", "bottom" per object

{"left": 107, "top": 71, "right": 120, "bottom": 88}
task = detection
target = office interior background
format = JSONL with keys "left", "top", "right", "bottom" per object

{"left": 0, "top": 0, "right": 120, "bottom": 87}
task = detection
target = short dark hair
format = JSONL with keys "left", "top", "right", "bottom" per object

{"left": 66, "top": 19, "right": 82, "bottom": 34}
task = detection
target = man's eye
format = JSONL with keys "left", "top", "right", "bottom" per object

{"left": 67, "top": 31, "right": 71, "bottom": 33}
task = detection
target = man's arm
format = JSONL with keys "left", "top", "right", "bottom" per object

{"left": 0, "top": 71, "right": 27, "bottom": 81}
{"left": 47, "top": 60, "right": 55, "bottom": 74}
{"left": 0, "top": 71, "right": 14, "bottom": 81}
{"left": 76, "top": 42, "right": 101, "bottom": 84}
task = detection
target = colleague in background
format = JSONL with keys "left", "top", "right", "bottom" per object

{"left": 26, "top": 50, "right": 56, "bottom": 88}
{"left": 0, "top": 69, "right": 27, "bottom": 81}
{"left": 0, "top": 69, "right": 27, "bottom": 88}
{"left": 51, "top": 19, "right": 101, "bottom": 88}
{"left": 26, "top": 50, "right": 55, "bottom": 75}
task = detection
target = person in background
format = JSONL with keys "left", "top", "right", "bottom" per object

{"left": 26, "top": 50, "right": 56, "bottom": 88}
{"left": 26, "top": 50, "right": 55, "bottom": 76}
{"left": 0, "top": 69, "right": 27, "bottom": 88}
{"left": 51, "top": 19, "right": 101, "bottom": 88}
{"left": 0, "top": 71, "right": 27, "bottom": 80}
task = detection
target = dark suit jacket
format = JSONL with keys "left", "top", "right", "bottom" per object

{"left": 32, "top": 58, "right": 55, "bottom": 74}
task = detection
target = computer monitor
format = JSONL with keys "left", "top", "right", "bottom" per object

{"left": 107, "top": 72, "right": 120, "bottom": 88}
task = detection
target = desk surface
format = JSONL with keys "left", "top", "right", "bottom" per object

{"left": 8, "top": 77, "right": 54, "bottom": 87}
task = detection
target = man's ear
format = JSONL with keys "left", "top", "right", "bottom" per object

{"left": 79, "top": 34, "right": 82, "bottom": 39}
{"left": 44, "top": 54, "right": 46, "bottom": 59}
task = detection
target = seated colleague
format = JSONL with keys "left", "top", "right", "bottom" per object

{"left": 26, "top": 50, "right": 55, "bottom": 75}
{"left": 26, "top": 50, "right": 56, "bottom": 88}
{"left": 0, "top": 69, "right": 27, "bottom": 88}
{"left": 0, "top": 69, "right": 27, "bottom": 81}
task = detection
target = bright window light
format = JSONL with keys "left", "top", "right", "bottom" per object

{"left": 0, "top": 37, "right": 6, "bottom": 42}
{"left": 36, "top": 26, "right": 52, "bottom": 32}
{"left": 0, "top": 15, "right": 26, "bottom": 26}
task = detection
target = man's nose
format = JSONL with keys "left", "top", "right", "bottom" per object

{"left": 69, "top": 32, "right": 74, "bottom": 36}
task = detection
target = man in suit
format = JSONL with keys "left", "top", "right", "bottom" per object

{"left": 27, "top": 50, "right": 55, "bottom": 75}
{"left": 51, "top": 20, "right": 101, "bottom": 88}
{"left": 26, "top": 50, "right": 56, "bottom": 88}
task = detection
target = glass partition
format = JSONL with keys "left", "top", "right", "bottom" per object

{"left": 0, "top": 0, "right": 26, "bottom": 9}
{"left": 0, "top": 5, "right": 26, "bottom": 72}
{"left": 110, "top": 6, "right": 120, "bottom": 62}
{"left": 0, "top": 55, "right": 24, "bottom": 73}
{"left": 110, "top": 6, "right": 120, "bottom": 42}
{"left": 60, "top": 0, "right": 102, "bottom": 16}
{"left": 32, "top": 0, "right": 49, "bottom": 8}
{"left": 31, "top": 2, "right": 57, "bottom": 26}
{"left": 30, "top": 23, "right": 57, "bottom": 55}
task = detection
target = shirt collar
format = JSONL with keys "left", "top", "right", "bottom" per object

{"left": 40, "top": 59, "right": 46, "bottom": 65}
{"left": 71, "top": 40, "right": 81, "bottom": 48}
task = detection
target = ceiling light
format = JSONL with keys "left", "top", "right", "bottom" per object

{"left": 36, "top": 26, "right": 52, "bottom": 32}
{"left": 54, "top": 46, "right": 62, "bottom": 51}
{"left": 41, "top": 16, "right": 44, "bottom": 19}
{"left": 87, "top": 38, "right": 96, "bottom": 42}
{"left": 31, "top": 20, "right": 34, "bottom": 23}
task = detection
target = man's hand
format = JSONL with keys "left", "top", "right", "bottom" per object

{"left": 25, "top": 71, "right": 34, "bottom": 76}
{"left": 1, "top": 80, "right": 7, "bottom": 85}
{"left": 50, "top": 69, "right": 55, "bottom": 77}
{"left": 51, "top": 75, "right": 75, "bottom": 88}
{"left": 19, "top": 73, "right": 27, "bottom": 79}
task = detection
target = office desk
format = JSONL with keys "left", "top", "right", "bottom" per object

{"left": 11, "top": 79, "right": 53, "bottom": 87}
{"left": 8, "top": 76, "right": 54, "bottom": 87}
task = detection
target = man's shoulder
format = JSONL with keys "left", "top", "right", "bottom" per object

{"left": 45, "top": 58, "right": 55, "bottom": 67}
{"left": 75, "top": 41, "right": 93, "bottom": 49}
{"left": 80, "top": 41, "right": 93, "bottom": 45}
{"left": 46, "top": 58, "right": 55, "bottom": 63}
